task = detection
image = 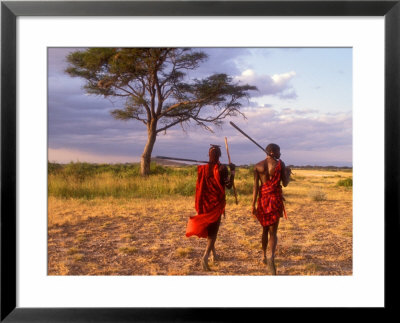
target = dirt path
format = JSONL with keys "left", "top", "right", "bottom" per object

{"left": 48, "top": 197, "right": 352, "bottom": 276}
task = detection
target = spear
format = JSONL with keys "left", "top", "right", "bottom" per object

{"left": 155, "top": 156, "right": 228, "bottom": 166}
{"left": 229, "top": 121, "right": 266, "bottom": 153}
{"left": 230, "top": 121, "right": 294, "bottom": 175}
{"left": 224, "top": 137, "right": 238, "bottom": 205}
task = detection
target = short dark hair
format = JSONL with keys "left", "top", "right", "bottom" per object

{"left": 266, "top": 143, "right": 280, "bottom": 155}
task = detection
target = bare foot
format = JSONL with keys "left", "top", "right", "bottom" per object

{"left": 201, "top": 257, "right": 210, "bottom": 271}
{"left": 268, "top": 259, "right": 277, "bottom": 275}
{"left": 211, "top": 253, "right": 219, "bottom": 262}
{"left": 211, "top": 246, "right": 218, "bottom": 262}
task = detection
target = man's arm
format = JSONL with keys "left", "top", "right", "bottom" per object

{"left": 281, "top": 161, "right": 291, "bottom": 187}
{"left": 252, "top": 167, "right": 260, "bottom": 215}
{"left": 225, "top": 163, "right": 235, "bottom": 189}
{"left": 220, "top": 164, "right": 235, "bottom": 189}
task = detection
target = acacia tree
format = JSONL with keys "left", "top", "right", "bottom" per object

{"left": 66, "top": 48, "right": 257, "bottom": 176}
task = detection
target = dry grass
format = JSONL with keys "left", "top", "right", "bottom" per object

{"left": 48, "top": 169, "right": 352, "bottom": 276}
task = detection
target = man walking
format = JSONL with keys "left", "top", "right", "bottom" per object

{"left": 186, "top": 145, "right": 235, "bottom": 271}
{"left": 252, "top": 143, "right": 291, "bottom": 275}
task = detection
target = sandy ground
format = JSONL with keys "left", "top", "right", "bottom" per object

{"left": 48, "top": 193, "right": 352, "bottom": 276}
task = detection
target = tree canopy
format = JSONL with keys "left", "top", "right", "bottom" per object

{"left": 66, "top": 48, "right": 257, "bottom": 175}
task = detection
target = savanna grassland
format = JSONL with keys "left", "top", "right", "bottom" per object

{"left": 48, "top": 162, "right": 352, "bottom": 276}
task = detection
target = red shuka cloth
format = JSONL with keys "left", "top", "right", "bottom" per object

{"left": 186, "top": 163, "right": 225, "bottom": 238}
{"left": 256, "top": 160, "right": 286, "bottom": 227}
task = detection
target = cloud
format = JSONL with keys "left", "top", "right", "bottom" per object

{"left": 175, "top": 48, "right": 251, "bottom": 80}
{"left": 48, "top": 148, "right": 140, "bottom": 164}
{"left": 280, "top": 108, "right": 319, "bottom": 116}
{"left": 241, "top": 106, "right": 276, "bottom": 119}
{"left": 48, "top": 106, "right": 352, "bottom": 166}
{"left": 279, "top": 89, "right": 298, "bottom": 100}
{"left": 217, "top": 107, "right": 352, "bottom": 166}
{"left": 235, "top": 69, "right": 297, "bottom": 98}
{"left": 47, "top": 48, "right": 351, "bottom": 166}
{"left": 48, "top": 47, "right": 84, "bottom": 78}
{"left": 248, "top": 111, "right": 352, "bottom": 151}
{"left": 271, "top": 71, "right": 296, "bottom": 86}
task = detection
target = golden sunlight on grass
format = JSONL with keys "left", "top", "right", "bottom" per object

{"left": 48, "top": 168, "right": 352, "bottom": 276}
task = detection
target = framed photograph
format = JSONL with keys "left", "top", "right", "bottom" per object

{"left": 2, "top": 0, "right": 399, "bottom": 321}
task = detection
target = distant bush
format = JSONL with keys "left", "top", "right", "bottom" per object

{"left": 48, "top": 162, "right": 63, "bottom": 174}
{"left": 48, "top": 161, "right": 201, "bottom": 199}
{"left": 64, "top": 162, "right": 98, "bottom": 181}
{"left": 169, "top": 165, "right": 197, "bottom": 177}
{"left": 245, "top": 165, "right": 255, "bottom": 176}
{"left": 336, "top": 177, "right": 352, "bottom": 188}
{"left": 173, "top": 180, "right": 196, "bottom": 196}
{"left": 48, "top": 162, "right": 256, "bottom": 199}
{"left": 309, "top": 188, "right": 327, "bottom": 201}
{"left": 235, "top": 182, "right": 253, "bottom": 195}
{"left": 48, "top": 161, "right": 172, "bottom": 179}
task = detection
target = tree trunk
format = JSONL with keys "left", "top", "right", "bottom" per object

{"left": 140, "top": 121, "right": 157, "bottom": 176}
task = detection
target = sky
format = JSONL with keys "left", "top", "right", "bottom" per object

{"left": 48, "top": 47, "right": 352, "bottom": 166}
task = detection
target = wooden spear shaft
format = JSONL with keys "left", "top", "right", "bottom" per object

{"left": 155, "top": 156, "right": 228, "bottom": 166}
{"left": 224, "top": 137, "right": 238, "bottom": 205}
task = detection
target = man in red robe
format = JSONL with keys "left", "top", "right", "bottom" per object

{"left": 252, "top": 143, "right": 291, "bottom": 275}
{"left": 186, "top": 145, "right": 235, "bottom": 271}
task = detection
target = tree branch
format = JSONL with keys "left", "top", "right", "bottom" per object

{"left": 156, "top": 116, "right": 190, "bottom": 133}
{"left": 158, "top": 98, "right": 209, "bottom": 119}
{"left": 155, "top": 72, "right": 164, "bottom": 116}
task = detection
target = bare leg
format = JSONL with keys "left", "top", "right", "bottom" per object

{"left": 202, "top": 237, "right": 214, "bottom": 271}
{"left": 211, "top": 216, "right": 221, "bottom": 262}
{"left": 202, "top": 217, "right": 221, "bottom": 270}
{"left": 268, "top": 219, "right": 280, "bottom": 275}
{"left": 262, "top": 226, "right": 269, "bottom": 264}
{"left": 211, "top": 246, "right": 219, "bottom": 262}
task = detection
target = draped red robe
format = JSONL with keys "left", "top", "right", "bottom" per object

{"left": 186, "top": 163, "right": 225, "bottom": 238}
{"left": 256, "top": 159, "right": 286, "bottom": 227}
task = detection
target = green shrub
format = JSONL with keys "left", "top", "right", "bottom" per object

{"left": 173, "top": 180, "right": 196, "bottom": 196}
{"left": 48, "top": 161, "right": 257, "bottom": 199}
{"left": 48, "top": 162, "right": 63, "bottom": 174}
{"left": 336, "top": 177, "right": 352, "bottom": 187}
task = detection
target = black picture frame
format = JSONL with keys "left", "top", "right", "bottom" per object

{"left": 1, "top": 1, "right": 399, "bottom": 321}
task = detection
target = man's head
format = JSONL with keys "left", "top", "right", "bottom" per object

{"left": 209, "top": 145, "right": 221, "bottom": 163}
{"left": 266, "top": 143, "right": 281, "bottom": 159}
